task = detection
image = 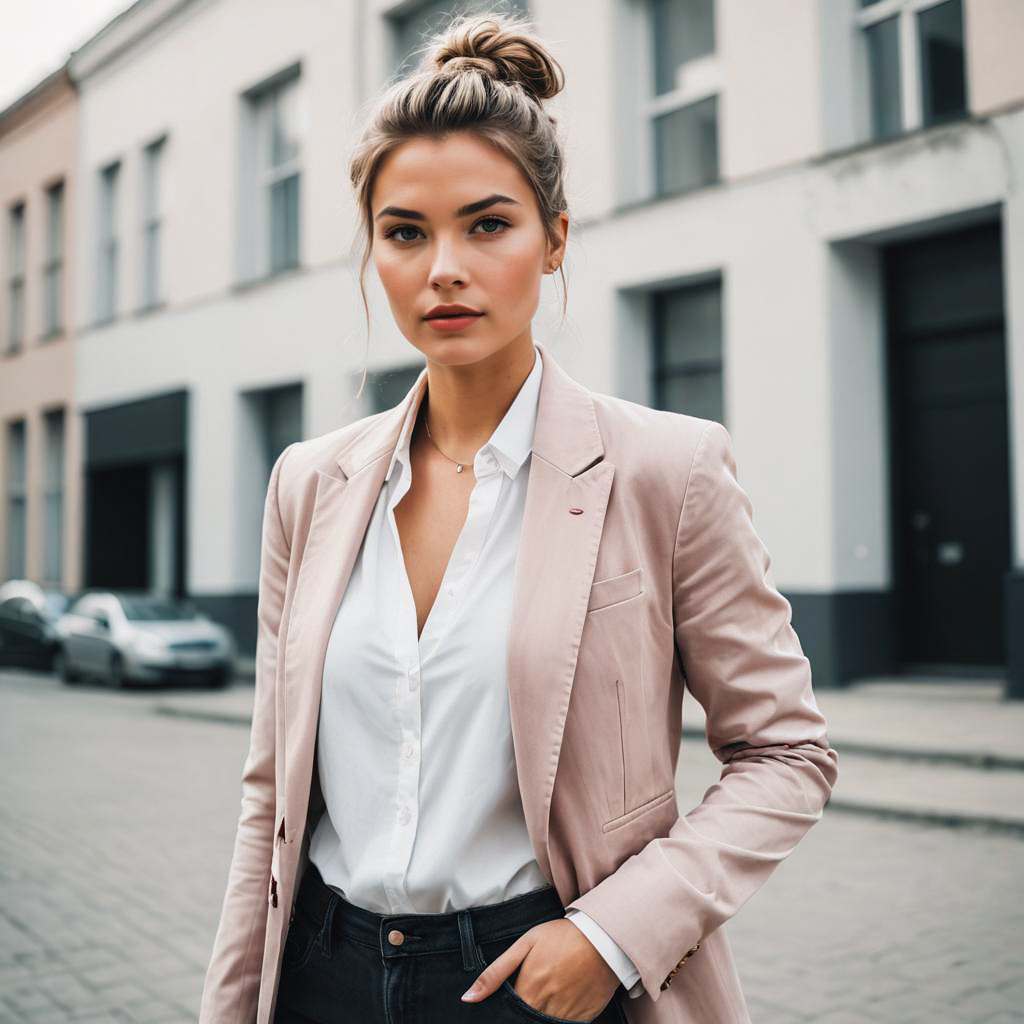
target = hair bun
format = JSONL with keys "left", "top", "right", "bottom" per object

{"left": 430, "top": 13, "right": 564, "bottom": 102}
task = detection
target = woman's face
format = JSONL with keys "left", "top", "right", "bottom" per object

{"left": 369, "top": 131, "right": 567, "bottom": 369}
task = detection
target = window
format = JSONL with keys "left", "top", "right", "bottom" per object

{"left": 651, "top": 279, "right": 724, "bottom": 424}
{"left": 390, "top": 0, "right": 528, "bottom": 79}
{"left": 646, "top": 0, "right": 719, "bottom": 198}
{"left": 857, "top": 0, "right": 966, "bottom": 141}
{"left": 241, "top": 68, "right": 302, "bottom": 280}
{"left": 366, "top": 364, "right": 424, "bottom": 413}
{"left": 42, "top": 182, "right": 64, "bottom": 336}
{"left": 42, "top": 408, "right": 65, "bottom": 584}
{"left": 141, "top": 137, "right": 165, "bottom": 310}
{"left": 5, "top": 419, "right": 27, "bottom": 579}
{"left": 262, "top": 383, "right": 303, "bottom": 469}
{"left": 6, "top": 202, "right": 26, "bottom": 353}
{"left": 97, "top": 160, "right": 120, "bottom": 322}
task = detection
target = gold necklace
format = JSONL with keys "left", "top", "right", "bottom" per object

{"left": 424, "top": 414, "right": 469, "bottom": 473}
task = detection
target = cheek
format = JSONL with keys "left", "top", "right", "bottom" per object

{"left": 485, "top": 245, "right": 543, "bottom": 306}
{"left": 374, "top": 254, "right": 416, "bottom": 307}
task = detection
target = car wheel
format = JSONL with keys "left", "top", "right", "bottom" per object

{"left": 54, "top": 648, "right": 80, "bottom": 685}
{"left": 109, "top": 652, "right": 128, "bottom": 689}
{"left": 204, "top": 665, "right": 232, "bottom": 689}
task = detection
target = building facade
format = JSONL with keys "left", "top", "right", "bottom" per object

{"left": 0, "top": 67, "right": 82, "bottom": 596}
{"left": 3, "top": 0, "right": 1022, "bottom": 689}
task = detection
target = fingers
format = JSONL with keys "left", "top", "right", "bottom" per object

{"left": 461, "top": 930, "right": 536, "bottom": 1002}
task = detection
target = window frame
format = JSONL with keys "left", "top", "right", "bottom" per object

{"left": 650, "top": 276, "right": 726, "bottom": 426}
{"left": 140, "top": 135, "right": 167, "bottom": 312}
{"left": 5, "top": 418, "right": 28, "bottom": 580}
{"left": 42, "top": 180, "right": 65, "bottom": 338}
{"left": 617, "top": 0, "right": 721, "bottom": 206}
{"left": 6, "top": 200, "right": 26, "bottom": 354}
{"left": 96, "top": 159, "right": 121, "bottom": 324}
{"left": 41, "top": 407, "right": 65, "bottom": 586}
{"left": 238, "top": 63, "right": 303, "bottom": 284}
{"left": 855, "top": 0, "right": 967, "bottom": 139}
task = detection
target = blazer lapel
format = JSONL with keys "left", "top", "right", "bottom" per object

{"left": 505, "top": 344, "right": 613, "bottom": 885}
{"left": 281, "top": 367, "right": 428, "bottom": 835}
{"left": 281, "top": 343, "right": 612, "bottom": 890}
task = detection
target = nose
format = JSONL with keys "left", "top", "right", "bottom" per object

{"left": 428, "top": 233, "right": 468, "bottom": 289}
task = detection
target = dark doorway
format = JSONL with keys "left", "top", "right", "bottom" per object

{"left": 83, "top": 391, "right": 188, "bottom": 596}
{"left": 85, "top": 465, "right": 150, "bottom": 589}
{"left": 884, "top": 220, "right": 1010, "bottom": 670}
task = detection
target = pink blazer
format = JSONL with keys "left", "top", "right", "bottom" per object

{"left": 199, "top": 341, "right": 839, "bottom": 1024}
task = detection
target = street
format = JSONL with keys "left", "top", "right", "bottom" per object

{"left": 1, "top": 667, "right": 1021, "bottom": 1023}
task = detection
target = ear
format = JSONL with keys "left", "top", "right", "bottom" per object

{"left": 545, "top": 211, "right": 569, "bottom": 272}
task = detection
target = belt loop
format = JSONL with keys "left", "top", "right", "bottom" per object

{"left": 318, "top": 892, "right": 339, "bottom": 958}
{"left": 456, "top": 909, "right": 477, "bottom": 973}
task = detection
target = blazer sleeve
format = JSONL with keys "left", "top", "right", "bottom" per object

{"left": 565, "top": 420, "right": 839, "bottom": 1001}
{"left": 199, "top": 442, "right": 294, "bottom": 1024}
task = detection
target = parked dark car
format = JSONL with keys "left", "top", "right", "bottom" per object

{"left": 53, "top": 591, "right": 236, "bottom": 689}
{"left": 0, "top": 580, "right": 71, "bottom": 670}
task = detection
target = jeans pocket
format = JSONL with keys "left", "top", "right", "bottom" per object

{"left": 281, "top": 904, "right": 320, "bottom": 973}
{"left": 472, "top": 935, "right": 599, "bottom": 1024}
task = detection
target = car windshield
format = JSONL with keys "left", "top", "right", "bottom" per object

{"left": 117, "top": 597, "right": 201, "bottom": 622}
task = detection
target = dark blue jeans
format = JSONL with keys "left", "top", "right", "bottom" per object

{"left": 273, "top": 861, "right": 629, "bottom": 1023}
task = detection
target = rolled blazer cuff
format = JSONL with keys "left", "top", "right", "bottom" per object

{"left": 564, "top": 908, "right": 643, "bottom": 996}
{"left": 565, "top": 421, "right": 839, "bottom": 1002}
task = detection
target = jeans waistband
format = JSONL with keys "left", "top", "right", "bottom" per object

{"left": 294, "top": 861, "right": 567, "bottom": 969}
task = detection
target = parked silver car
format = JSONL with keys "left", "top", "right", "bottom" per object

{"left": 53, "top": 591, "right": 235, "bottom": 688}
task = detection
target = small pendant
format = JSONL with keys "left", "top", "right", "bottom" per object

{"left": 456, "top": 464, "right": 463, "bottom": 473}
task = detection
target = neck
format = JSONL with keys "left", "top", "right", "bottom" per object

{"left": 417, "top": 338, "right": 537, "bottom": 461}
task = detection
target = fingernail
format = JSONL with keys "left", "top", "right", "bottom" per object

{"left": 461, "top": 983, "right": 482, "bottom": 1001}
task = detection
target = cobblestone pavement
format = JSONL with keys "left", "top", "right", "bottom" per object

{"left": 2, "top": 668, "right": 1021, "bottom": 1023}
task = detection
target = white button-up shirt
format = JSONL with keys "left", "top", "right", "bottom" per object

{"left": 308, "top": 343, "right": 643, "bottom": 998}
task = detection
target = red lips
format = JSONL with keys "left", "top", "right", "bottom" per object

{"left": 424, "top": 304, "right": 483, "bottom": 320}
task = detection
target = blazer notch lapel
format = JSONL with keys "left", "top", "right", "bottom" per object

{"left": 281, "top": 462, "right": 386, "bottom": 839}
{"left": 507, "top": 455, "right": 616, "bottom": 887}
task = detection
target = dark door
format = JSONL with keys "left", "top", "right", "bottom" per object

{"left": 884, "top": 220, "right": 1010, "bottom": 669}
{"left": 85, "top": 465, "right": 150, "bottom": 589}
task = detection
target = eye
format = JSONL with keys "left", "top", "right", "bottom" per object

{"left": 381, "top": 216, "right": 511, "bottom": 245}
{"left": 383, "top": 224, "right": 423, "bottom": 243}
{"left": 472, "top": 216, "right": 510, "bottom": 235}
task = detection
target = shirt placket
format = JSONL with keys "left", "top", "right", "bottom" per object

{"left": 379, "top": 448, "right": 505, "bottom": 912}
{"left": 380, "top": 462, "right": 419, "bottom": 912}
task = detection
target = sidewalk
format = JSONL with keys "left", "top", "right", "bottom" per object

{"left": 153, "top": 671, "right": 1024, "bottom": 833}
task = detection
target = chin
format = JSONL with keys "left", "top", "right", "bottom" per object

{"left": 417, "top": 333, "right": 501, "bottom": 362}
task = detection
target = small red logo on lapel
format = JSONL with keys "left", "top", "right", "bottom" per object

{"left": 569, "top": 508, "right": 584, "bottom": 515}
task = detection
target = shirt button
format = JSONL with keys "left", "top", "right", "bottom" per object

{"left": 446, "top": 587, "right": 455, "bottom": 597}
{"left": 402, "top": 742, "right": 414, "bottom": 759}
{"left": 398, "top": 807, "right": 411, "bottom": 825}
{"left": 409, "top": 676, "right": 419, "bottom": 691}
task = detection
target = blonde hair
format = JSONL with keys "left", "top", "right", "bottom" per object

{"left": 348, "top": 10, "right": 570, "bottom": 394}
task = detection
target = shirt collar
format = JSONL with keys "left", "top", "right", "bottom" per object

{"left": 385, "top": 344, "right": 543, "bottom": 484}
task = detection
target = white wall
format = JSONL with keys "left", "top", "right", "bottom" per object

{"left": 560, "top": 106, "right": 1024, "bottom": 589}
{"left": 67, "top": 0, "right": 1024, "bottom": 601}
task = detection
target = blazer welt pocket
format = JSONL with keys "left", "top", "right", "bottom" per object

{"left": 603, "top": 786, "right": 676, "bottom": 833}
{"left": 587, "top": 567, "right": 643, "bottom": 613}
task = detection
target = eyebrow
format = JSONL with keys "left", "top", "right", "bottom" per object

{"left": 374, "top": 193, "right": 522, "bottom": 222}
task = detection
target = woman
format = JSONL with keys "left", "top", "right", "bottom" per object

{"left": 199, "top": 12, "right": 839, "bottom": 1024}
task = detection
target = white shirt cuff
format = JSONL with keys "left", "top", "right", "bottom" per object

{"left": 564, "top": 907, "right": 645, "bottom": 998}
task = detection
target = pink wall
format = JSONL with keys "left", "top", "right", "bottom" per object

{"left": 0, "top": 71, "right": 82, "bottom": 590}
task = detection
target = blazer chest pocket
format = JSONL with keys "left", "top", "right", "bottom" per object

{"left": 587, "top": 567, "right": 643, "bottom": 613}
